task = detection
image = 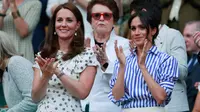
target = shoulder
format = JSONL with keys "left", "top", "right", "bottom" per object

{"left": 157, "top": 51, "right": 178, "bottom": 64}
{"left": 9, "top": 56, "right": 33, "bottom": 69}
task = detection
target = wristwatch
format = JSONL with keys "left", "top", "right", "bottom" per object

{"left": 102, "top": 62, "right": 109, "bottom": 69}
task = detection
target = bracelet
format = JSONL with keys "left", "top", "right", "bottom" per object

{"left": 0, "top": 13, "right": 6, "bottom": 17}
{"left": 57, "top": 71, "right": 65, "bottom": 78}
{"left": 12, "top": 10, "right": 21, "bottom": 19}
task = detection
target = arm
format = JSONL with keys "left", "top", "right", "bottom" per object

{"left": 75, "top": 0, "right": 88, "bottom": 10}
{"left": 31, "top": 67, "right": 51, "bottom": 103}
{"left": 140, "top": 66, "right": 167, "bottom": 104}
{"left": 8, "top": 57, "right": 37, "bottom": 112}
{"left": 193, "top": 92, "right": 200, "bottom": 112}
{"left": 55, "top": 66, "right": 97, "bottom": 99}
{"left": 170, "top": 30, "right": 188, "bottom": 80}
{"left": 10, "top": 1, "right": 41, "bottom": 38}
{"left": 46, "top": 0, "right": 59, "bottom": 18}
{"left": 0, "top": 0, "right": 9, "bottom": 29}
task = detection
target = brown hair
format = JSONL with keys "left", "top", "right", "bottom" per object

{"left": 40, "top": 3, "right": 85, "bottom": 60}
{"left": 87, "top": 0, "right": 119, "bottom": 23}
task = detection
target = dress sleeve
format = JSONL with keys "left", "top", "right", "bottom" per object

{"left": 158, "top": 55, "right": 179, "bottom": 104}
{"left": 73, "top": 48, "right": 98, "bottom": 74}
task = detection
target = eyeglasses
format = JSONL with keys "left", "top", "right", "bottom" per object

{"left": 91, "top": 12, "right": 113, "bottom": 20}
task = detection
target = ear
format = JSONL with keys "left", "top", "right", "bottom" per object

{"left": 151, "top": 27, "right": 157, "bottom": 36}
{"left": 75, "top": 21, "right": 81, "bottom": 31}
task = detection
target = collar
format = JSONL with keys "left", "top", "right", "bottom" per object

{"left": 131, "top": 46, "right": 159, "bottom": 56}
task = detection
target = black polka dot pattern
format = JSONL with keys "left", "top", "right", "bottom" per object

{"left": 36, "top": 48, "right": 98, "bottom": 112}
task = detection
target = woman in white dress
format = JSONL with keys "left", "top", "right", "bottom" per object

{"left": 31, "top": 3, "right": 98, "bottom": 112}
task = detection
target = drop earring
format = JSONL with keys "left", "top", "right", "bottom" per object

{"left": 75, "top": 32, "right": 77, "bottom": 36}
{"left": 54, "top": 32, "right": 57, "bottom": 35}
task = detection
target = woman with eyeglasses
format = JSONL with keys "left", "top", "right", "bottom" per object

{"left": 108, "top": 11, "right": 179, "bottom": 112}
{"left": 81, "top": 0, "right": 130, "bottom": 112}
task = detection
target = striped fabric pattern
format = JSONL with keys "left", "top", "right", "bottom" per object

{"left": 108, "top": 46, "right": 179, "bottom": 108}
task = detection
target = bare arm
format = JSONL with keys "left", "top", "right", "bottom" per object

{"left": 193, "top": 92, "right": 200, "bottom": 112}
{"left": 10, "top": 2, "right": 29, "bottom": 38}
{"left": 75, "top": 0, "right": 88, "bottom": 10}
{"left": 112, "top": 65, "right": 125, "bottom": 100}
{"left": 55, "top": 66, "right": 97, "bottom": 99}
{"left": 31, "top": 68, "right": 51, "bottom": 103}
{"left": 140, "top": 66, "right": 167, "bottom": 104}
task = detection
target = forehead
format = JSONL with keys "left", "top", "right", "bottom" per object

{"left": 56, "top": 8, "right": 75, "bottom": 18}
{"left": 91, "top": 4, "right": 112, "bottom": 13}
{"left": 131, "top": 16, "right": 142, "bottom": 26}
{"left": 184, "top": 24, "right": 196, "bottom": 33}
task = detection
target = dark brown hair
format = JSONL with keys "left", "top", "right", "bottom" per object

{"left": 87, "top": 0, "right": 119, "bottom": 23}
{"left": 40, "top": 3, "right": 85, "bottom": 60}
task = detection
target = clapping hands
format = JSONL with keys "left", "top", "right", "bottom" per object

{"left": 35, "top": 56, "right": 58, "bottom": 79}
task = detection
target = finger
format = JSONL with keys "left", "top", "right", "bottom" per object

{"left": 114, "top": 40, "right": 119, "bottom": 54}
{"left": 119, "top": 46, "right": 124, "bottom": 54}
{"left": 102, "top": 42, "right": 106, "bottom": 52}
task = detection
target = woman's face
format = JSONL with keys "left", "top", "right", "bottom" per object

{"left": 55, "top": 8, "right": 80, "bottom": 40}
{"left": 91, "top": 4, "right": 114, "bottom": 34}
{"left": 130, "top": 16, "right": 149, "bottom": 47}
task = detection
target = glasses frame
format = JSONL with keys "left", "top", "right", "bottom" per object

{"left": 91, "top": 12, "right": 113, "bottom": 20}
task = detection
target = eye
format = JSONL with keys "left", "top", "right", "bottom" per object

{"left": 66, "top": 18, "right": 73, "bottom": 23}
{"left": 94, "top": 13, "right": 100, "bottom": 18}
{"left": 104, "top": 13, "right": 110, "bottom": 18}
{"left": 131, "top": 26, "right": 136, "bottom": 31}
{"left": 57, "top": 18, "right": 63, "bottom": 22}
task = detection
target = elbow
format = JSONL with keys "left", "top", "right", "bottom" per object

{"left": 78, "top": 91, "right": 89, "bottom": 100}
{"left": 112, "top": 89, "right": 124, "bottom": 101}
{"left": 155, "top": 91, "right": 167, "bottom": 105}
{"left": 19, "top": 29, "right": 29, "bottom": 38}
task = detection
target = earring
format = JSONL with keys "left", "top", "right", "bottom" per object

{"left": 75, "top": 32, "right": 77, "bottom": 36}
{"left": 54, "top": 32, "right": 57, "bottom": 35}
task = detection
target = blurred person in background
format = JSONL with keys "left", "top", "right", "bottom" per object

{"left": 183, "top": 21, "right": 200, "bottom": 112}
{"left": 0, "top": 0, "right": 41, "bottom": 63}
{"left": 0, "top": 31, "right": 37, "bottom": 112}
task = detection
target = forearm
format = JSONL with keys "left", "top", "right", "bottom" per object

{"left": 58, "top": 74, "right": 90, "bottom": 99}
{"left": 10, "top": 4, "right": 29, "bottom": 38}
{"left": 13, "top": 17, "right": 29, "bottom": 38}
{"left": 32, "top": 75, "right": 49, "bottom": 103}
{"left": 75, "top": 0, "right": 88, "bottom": 9}
{"left": 140, "top": 66, "right": 167, "bottom": 104}
{"left": 112, "top": 65, "right": 125, "bottom": 100}
{"left": 193, "top": 92, "right": 200, "bottom": 112}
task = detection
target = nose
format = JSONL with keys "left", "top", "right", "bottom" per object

{"left": 135, "top": 28, "right": 140, "bottom": 35}
{"left": 99, "top": 14, "right": 104, "bottom": 21}
{"left": 61, "top": 21, "right": 67, "bottom": 27}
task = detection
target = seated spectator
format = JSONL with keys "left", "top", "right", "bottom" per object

{"left": 109, "top": 10, "right": 179, "bottom": 112}
{"left": 0, "top": 31, "right": 37, "bottom": 112}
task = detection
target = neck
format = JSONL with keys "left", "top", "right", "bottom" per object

{"left": 136, "top": 42, "right": 153, "bottom": 56}
{"left": 0, "top": 58, "right": 10, "bottom": 71}
{"left": 93, "top": 31, "right": 111, "bottom": 43}
{"left": 58, "top": 37, "right": 73, "bottom": 53}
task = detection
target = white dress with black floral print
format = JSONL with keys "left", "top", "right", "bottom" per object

{"left": 33, "top": 48, "right": 98, "bottom": 112}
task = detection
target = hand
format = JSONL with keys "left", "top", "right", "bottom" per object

{"left": 194, "top": 82, "right": 200, "bottom": 90}
{"left": 115, "top": 40, "right": 126, "bottom": 65}
{"left": 93, "top": 43, "right": 108, "bottom": 65}
{"left": 193, "top": 31, "right": 200, "bottom": 48}
{"left": 129, "top": 39, "right": 136, "bottom": 54}
{"left": 84, "top": 38, "right": 91, "bottom": 48}
{"left": 2, "top": 0, "right": 9, "bottom": 13}
{"left": 35, "top": 56, "right": 58, "bottom": 79}
{"left": 138, "top": 39, "right": 148, "bottom": 67}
